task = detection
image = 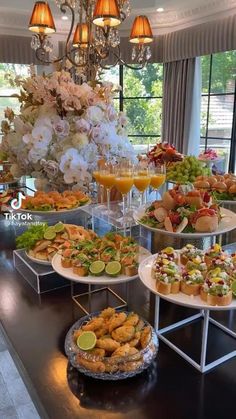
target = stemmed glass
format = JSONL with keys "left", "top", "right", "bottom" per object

{"left": 115, "top": 161, "right": 134, "bottom": 230}
{"left": 92, "top": 158, "right": 106, "bottom": 206}
{"left": 99, "top": 162, "right": 116, "bottom": 215}
{"left": 149, "top": 163, "right": 166, "bottom": 200}
{"left": 133, "top": 164, "right": 151, "bottom": 206}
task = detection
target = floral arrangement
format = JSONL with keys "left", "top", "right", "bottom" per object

{"left": 0, "top": 70, "right": 135, "bottom": 190}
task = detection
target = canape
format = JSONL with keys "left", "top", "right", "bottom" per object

{"left": 181, "top": 269, "right": 204, "bottom": 296}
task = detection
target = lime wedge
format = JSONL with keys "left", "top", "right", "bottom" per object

{"left": 44, "top": 226, "right": 56, "bottom": 240}
{"left": 89, "top": 261, "right": 105, "bottom": 276}
{"left": 105, "top": 261, "right": 122, "bottom": 276}
{"left": 231, "top": 281, "right": 236, "bottom": 297}
{"left": 54, "top": 222, "right": 64, "bottom": 233}
{"left": 77, "top": 331, "right": 97, "bottom": 351}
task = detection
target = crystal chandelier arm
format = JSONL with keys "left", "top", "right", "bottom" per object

{"left": 99, "top": 45, "right": 147, "bottom": 70}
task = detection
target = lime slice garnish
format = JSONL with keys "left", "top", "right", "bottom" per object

{"left": 89, "top": 261, "right": 105, "bottom": 276}
{"left": 54, "top": 222, "right": 64, "bottom": 233}
{"left": 77, "top": 331, "right": 97, "bottom": 351}
{"left": 105, "top": 261, "right": 122, "bottom": 276}
{"left": 44, "top": 226, "right": 56, "bottom": 240}
{"left": 231, "top": 281, "right": 236, "bottom": 297}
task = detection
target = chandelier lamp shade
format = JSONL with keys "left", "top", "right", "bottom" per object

{"left": 29, "top": 0, "right": 154, "bottom": 80}
{"left": 93, "top": 0, "right": 121, "bottom": 27}
{"left": 29, "top": 1, "right": 56, "bottom": 34}
{"left": 72, "top": 23, "right": 90, "bottom": 48}
{"left": 130, "top": 15, "right": 153, "bottom": 44}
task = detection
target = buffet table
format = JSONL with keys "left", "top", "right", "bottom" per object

{"left": 0, "top": 217, "right": 236, "bottom": 419}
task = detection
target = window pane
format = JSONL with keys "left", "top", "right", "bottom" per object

{"left": 124, "top": 98, "right": 162, "bottom": 135}
{"left": 100, "top": 66, "right": 119, "bottom": 87}
{"left": 201, "top": 55, "right": 211, "bottom": 93}
{"left": 123, "top": 64, "right": 163, "bottom": 97}
{"left": 207, "top": 94, "right": 234, "bottom": 138}
{"left": 0, "top": 97, "right": 20, "bottom": 123}
{"left": 129, "top": 136, "right": 160, "bottom": 156}
{"left": 200, "top": 138, "right": 231, "bottom": 172}
{"left": 0, "top": 63, "right": 29, "bottom": 95}
{"left": 201, "top": 96, "right": 208, "bottom": 137}
{"left": 211, "top": 50, "right": 236, "bottom": 94}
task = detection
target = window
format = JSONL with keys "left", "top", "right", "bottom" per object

{"left": 101, "top": 64, "right": 163, "bottom": 154}
{"left": 0, "top": 64, "right": 30, "bottom": 128}
{"left": 201, "top": 51, "right": 236, "bottom": 172}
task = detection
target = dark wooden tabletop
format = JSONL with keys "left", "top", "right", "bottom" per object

{"left": 0, "top": 217, "right": 236, "bottom": 419}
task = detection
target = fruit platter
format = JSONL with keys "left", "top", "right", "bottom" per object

{"left": 16, "top": 222, "right": 96, "bottom": 265}
{"left": 133, "top": 186, "right": 236, "bottom": 238}
{"left": 198, "top": 148, "right": 222, "bottom": 163}
{"left": 193, "top": 174, "right": 236, "bottom": 203}
{"left": 139, "top": 244, "right": 236, "bottom": 309}
{"left": 166, "top": 156, "right": 210, "bottom": 184}
{"left": 52, "top": 232, "right": 151, "bottom": 284}
{"left": 19, "top": 190, "right": 91, "bottom": 214}
{"left": 147, "top": 142, "right": 183, "bottom": 166}
{"left": 65, "top": 307, "right": 158, "bottom": 380}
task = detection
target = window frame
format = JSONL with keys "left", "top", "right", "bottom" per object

{"left": 200, "top": 53, "right": 236, "bottom": 172}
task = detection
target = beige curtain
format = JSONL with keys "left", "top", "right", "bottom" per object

{"left": 162, "top": 58, "right": 201, "bottom": 155}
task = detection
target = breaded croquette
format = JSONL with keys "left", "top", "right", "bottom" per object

{"left": 111, "top": 325, "right": 135, "bottom": 343}
{"left": 96, "top": 338, "right": 120, "bottom": 352}
{"left": 77, "top": 356, "right": 105, "bottom": 373}
{"left": 140, "top": 326, "right": 152, "bottom": 349}
{"left": 124, "top": 313, "right": 139, "bottom": 327}
{"left": 128, "top": 332, "right": 141, "bottom": 348}
{"left": 99, "top": 307, "right": 115, "bottom": 319}
{"left": 111, "top": 343, "right": 131, "bottom": 358}
{"left": 108, "top": 312, "right": 127, "bottom": 333}
{"left": 82, "top": 317, "right": 104, "bottom": 332}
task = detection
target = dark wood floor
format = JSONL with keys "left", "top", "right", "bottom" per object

{"left": 0, "top": 214, "right": 236, "bottom": 419}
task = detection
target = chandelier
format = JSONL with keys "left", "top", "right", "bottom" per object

{"left": 29, "top": 1, "right": 154, "bottom": 80}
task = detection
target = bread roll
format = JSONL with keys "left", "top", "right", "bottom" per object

{"left": 185, "top": 195, "right": 203, "bottom": 209}
{"left": 194, "top": 180, "right": 210, "bottom": 190}
{"left": 162, "top": 192, "right": 176, "bottom": 210}
{"left": 194, "top": 215, "right": 219, "bottom": 232}
{"left": 207, "top": 291, "right": 232, "bottom": 306}
{"left": 229, "top": 184, "right": 236, "bottom": 194}
{"left": 213, "top": 182, "right": 227, "bottom": 192}
{"left": 181, "top": 282, "right": 201, "bottom": 296}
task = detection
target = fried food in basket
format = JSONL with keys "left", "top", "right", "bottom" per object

{"left": 72, "top": 309, "right": 155, "bottom": 376}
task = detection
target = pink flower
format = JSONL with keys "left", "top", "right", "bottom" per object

{"left": 75, "top": 118, "right": 90, "bottom": 133}
{"left": 52, "top": 117, "right": 70, "bottom": 138}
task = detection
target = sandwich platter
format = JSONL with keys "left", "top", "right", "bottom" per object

{"left": 133, "top": 205, "right": 236, "bottom": 238}
{"left": 52, "top": 247, "right": 151, "bottom": 285}
{"left": 25, "top": 252, "right": 52, "bottom": 266}
{"left": 18, "top": 201, "right": 91, "bottom": 216}
{"left": 138, "top": 253, "right": 236, "bottom": 311}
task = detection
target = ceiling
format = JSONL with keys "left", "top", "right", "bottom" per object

{"left": 0, "top": 0, "right": 235, "bottom": 37}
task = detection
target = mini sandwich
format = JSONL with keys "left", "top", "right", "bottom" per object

{"left": 72, "top": 254, "right": 90, "bottom": 276}
{"left": 180, "top": 244, "right": 205, "bottom": 265}
{"left": 159, "top": 247, "right": 179, "bottom": 263}
{"left": 181, "top": 269, "right": 204, "bottom": 296}
{"left": 191, "top": 208, "right": 219, "bottom": 233}
{"left": 200, "top": 281, "right": 232, "bottom": 306}
{"left": 205, "top": 244, "right": 225, "bottom": 266}
{"left": 186, "top": 255, "right": 207, "bottom": 272}
{"left": 154, "top": 260, "right": 181, "bottom": 295}
{"left": 200, "top": 267, "right": 232, "bottom": 306}
{"left": 185, "top": 190, "right": 205, "bottom": 208}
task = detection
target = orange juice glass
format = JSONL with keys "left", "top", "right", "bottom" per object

{"left": 100, "top": 163, "right": 116, "bottom": 214}
{"left": 133, "top": 175, "right": 151, "bottom": 192}
{"left": 150, "top": 163, "right": 166, "bottom": 200}
{"left": 115, "top": 176, "right": 134, "bottom": 194}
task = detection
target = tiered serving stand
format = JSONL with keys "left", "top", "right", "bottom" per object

{"left": 4, "top": 177, "right": 236, "bottom": 372}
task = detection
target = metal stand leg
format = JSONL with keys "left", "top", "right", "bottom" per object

{"left": 200, "top": 310, "right": 209, "bottom": 372}
{"left": 71, "top": 284, "right": 128, "bottom": 315}
{"left": 154, "top": 302, "right": 236, "bottom": 373}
